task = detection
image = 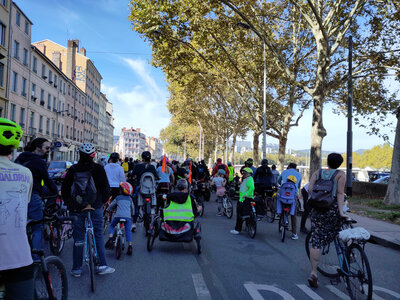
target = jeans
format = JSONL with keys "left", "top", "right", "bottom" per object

{"left": 132, "top": 187, "right": 140, "bottom": 223}
{"left": 71, "top": 208, "right": 107, "bottom": 270}
{"left": 300, "top": 188, "right": 311, "bottom": 229}
{"left": 27, "top": 193, "right": 43, "bottom": 261}
{"left": 108, "top": 217, "right": 132, "bottom": 242}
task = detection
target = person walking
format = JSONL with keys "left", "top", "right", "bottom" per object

{"left": 61, "top": 143, "right": 114, "bottom": 277}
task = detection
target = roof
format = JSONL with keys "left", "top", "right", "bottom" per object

{"left": 13, "top": 2, "right": 33, "bottom": 25}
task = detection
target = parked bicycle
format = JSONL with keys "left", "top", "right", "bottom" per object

{"left": 305, "top": 218, "right": 372, "bottom": 299}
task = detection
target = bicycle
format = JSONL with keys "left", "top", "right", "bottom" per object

{"left": 221, "top": 194, "right": 233, "bottom": 219}
{"left": 264, "top": 188, "right": 278, "bottom": 223}
{"left": 305, "top": 218, "right": 372, "bottom": 299}
{"left": 241, "top": 199, "right": 257, "bottom": 238}
{"left": 82, "top": 206, "right": 99, "bottom": 292}
{"left": 27, "top": 217, "right": 70, "bottom": 300}
{"left": 114, "top": 218, "right": 127, "bottom": 259}
{"left": 278, "top": 203, "right": 291, "bottom": 242}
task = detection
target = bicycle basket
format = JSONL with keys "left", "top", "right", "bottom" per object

{"left": 338, "top": 227, "right": 370, "bottom": 243}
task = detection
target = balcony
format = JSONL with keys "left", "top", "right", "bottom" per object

{"left": 31, "top": 96, "right": 37, "bottom": 102}
{"left": 40, "top": 100, "right": 45, "bottom": 106}
{"left": 28, "top": 127, "right": 36, "bottom": 136}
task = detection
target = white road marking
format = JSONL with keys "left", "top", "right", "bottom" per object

{"left": 244, "top": 282, "right": 295, "bottom": 300}
{"left": 296, "top": 284, "right": 324, "bottom": 300}
{"left": 192, "top": 273, "right": 212, "bottom": 300}
{"left": 374, "top": 286, "right": 400, "bottom": 299}
{"left": 325, "top": 285, "right": 351, "bottom": 300}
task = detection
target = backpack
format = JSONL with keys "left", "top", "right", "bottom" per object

{"left": 278, "top": 181, "right": 297, "bottom": 204}
{"left": 308, "top": 170, "right": 339, "bottom": 210}
{"left": 217, "top": 164, "right": 226, "bottom": 171}
{"left": 70, "top": 170, "right": 97, "bottom": 210}
{"left": 122, "top": 162, "right": 129, "bottom": 172}
{"left": 139, "top": 171, "right": 156, "bottom": 195}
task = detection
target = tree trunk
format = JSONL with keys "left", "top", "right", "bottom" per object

{"left": 229, "top": 133, "right": 237, "bottom": 163}
{"left": 253, "top": 131, "right": 260, "bottom": 166}
{"left": 384, "top": 108, "right": 400, "bottom": 205}
{"left": 278, "top": 136, "right": 287, "bottom": 172}
{"left": 214, "top": 137, "right": 218, "bottom": 164}
{"left": 309, "top": 94, "right": 327, "bottom": 179}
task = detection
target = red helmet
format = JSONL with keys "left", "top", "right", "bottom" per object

{"left": 120, "top": 182, "right": 133, "bottom": 195}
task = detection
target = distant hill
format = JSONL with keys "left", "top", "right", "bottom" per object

{"left": 355, "top": 149, "right": 366, "bottom": 155}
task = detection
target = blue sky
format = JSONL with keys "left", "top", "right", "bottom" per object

{"left": 17, "top": 0, "right": 396, "bottom": 153}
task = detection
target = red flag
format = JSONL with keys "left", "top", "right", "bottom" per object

{"left": 161, "top": 154, "right": 167, "bottom": 173}
{"left": 188, "top": 161, "right": 192, "bottom": 184}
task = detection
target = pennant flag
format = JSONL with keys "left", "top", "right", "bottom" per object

{"left": 161, "top": 154, "right": 167, "bottom": 173}
{"left": 188, "top": 161, "right": 192, "bottom": 184}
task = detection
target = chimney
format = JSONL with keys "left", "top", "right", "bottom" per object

{"left": 80, "top": 47, "right": 86, "bottom": 56}
{"left": 66, "top": 39, "right": 79, "bottom": 81}
{"left": 36, "top": 43, "right": 46, "bottom": 55}
{"left": 52, "top": 51, "right": 62, "bottom": 69}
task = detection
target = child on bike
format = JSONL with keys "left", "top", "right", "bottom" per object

{"left": 212, "top": 169, "right": 226, "bottom": 216}
{"left": 105, "top": 182, "right": 134, "bottom": 255}
{"left": 277, "top": 175, "right": 298, "bottom": 240}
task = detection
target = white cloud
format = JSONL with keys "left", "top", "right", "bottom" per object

{"left": 102, "top": 58, "right": 170, "bottom": 138}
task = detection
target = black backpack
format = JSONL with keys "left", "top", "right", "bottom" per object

{"left": 70, "top": 169, "right": 97, "bottom": 211}
{"left": 217, "top": 164, "right": 226, "bottom": 171}
{"left": 308, "top": 170, "right": 339, "bottom": 210}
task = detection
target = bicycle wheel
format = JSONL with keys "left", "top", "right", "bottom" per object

{"left": 279, "top": 214, "right": 286, "bottom": 242}
{"left": 147, "top": 219, "right": 158, "bottom": 252}
{"left": 49, "top": 225, "right": 64, "bottom": 256}
{"left": 87, "top": 232, "right": 95, "bottom": 292}
{"left": 34, "top": 256, "right": 68, "bottom": 300}
{"left": 305, "top": 232, "right": 340, "bottom": 278}
{"left": 198, "top": 195, "right": 204, "bottom": 217}
{"left": 246, "top": 214, "right": 257, "bottom": 238}
{"left": 195, "top": 237, "right": 202, "bottom": 254}
{"left": 265, "top": 197, "right": 275, "bottom": 223}
{"left": 225, "top": 198, "right": 233, "bottom": 219}
{"left": 115, "top": 235, "right": 122, "bottom": 259}
{"left": 344, "top": 244, "right": 373, "bottom": 300}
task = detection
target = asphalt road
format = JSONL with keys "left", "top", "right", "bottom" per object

{"left": 57, "top": 195, "right": 400, "bottom": 300}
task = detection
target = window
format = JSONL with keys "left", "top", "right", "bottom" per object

{"left": 31, "top": 83, "right": 36, "bottom": 97}
{"left": 12, "top": 71, "right": 17, "bottom": 92}
{"left": 48, "top": 70, "right": 52, "bottom": 84}
{"left": 41, "top": 64, "right": 46, "bottom": 78}
{"left": 63, "top": 82, "right": 65, "bottom": 94}
{"left": 66, "top": 125, "right": 69, "bottom": 138}
{"left": 40, "top": 89, "right": 44, "bottom": 105}
{"left": 16, "top": 11, "right": 20, "bottom": 26}
{"left": 67, "top": 103, "right": 69, "bottom": 114}
{"left": 1, "top": 0, "right": 7, "bottom": 8}
{"left": 0, "top": 23, "right": 6, "bottom": 46}
{"left": 68, "top": 85, "right": 70, "bottom": 95}
{"left": 61, "top": 125, "right": 63, "bottom": 138}
{"left": 46, "top": 118, "right": 50, "bottom": 134}
{"left": 52, "top": 120, "right": 55, "bottom": 136}
{"left": 39, "top": 116, "right": 43, "bottom": 133}
{"left": 10, "top": 103, "right": 16, "bottom": 122}
{"left": 13, "top": 40, "right": 19, "bottom": 59}
{"left": 32, "top": 56, "right": 37, "bottom": 73}
{"left": 23, "top": 48, "right": 28, "bottom": 65}
{"left": 54, "top": 75, "right": 57, "bottom": 87}
{"left": 53, "top": 97, "right": 56, "bottom": 112}
{"left": 21, "top": 77, "right": 26, "bottom": 96}
{"left": 0, "top": 62, "right": 4, "bottom": 87}
{"left": 46, "top": 93, "right": 50, "bottom": 109}
{"left": 19, "top": 108, "right": 25, "bottom": 127}
{"left": 24, "top": 20, "right": 29, "bottom": 34}
{"left": 30, "top": 112, "right": 34, "bottom": 129}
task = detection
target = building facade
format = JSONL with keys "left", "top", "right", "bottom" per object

{"left": 0, "top": 0, "right": 10, "bottom": 117}
{"left": 116, "top": 127, "right": 146, "bottom": 159}
{"left": 146, "top": 136, "right": 163, "bottom": 160}
{"left": 105, "top": 99, "right": 114, "bottom": 154}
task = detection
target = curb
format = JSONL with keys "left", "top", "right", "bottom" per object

{"left": 369, "top": 234, "right": 400, "bottom": 252}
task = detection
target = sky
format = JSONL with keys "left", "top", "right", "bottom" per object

{"left": 17, "top": 0, "right": 397, "bottom": 153}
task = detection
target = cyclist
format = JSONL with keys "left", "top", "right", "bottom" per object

{"left": 240, "top": 158, "right": 256, "bottom": 177}
{"left": 105, "top": 182, "right": 134, "bottom": 255}
{"left": 271, "top": 164, "right": 280, "bottom": 186}
{"left": 307, "top": 153, "right": 347, "bottom": 288}
{"left": 212, "top": 158, "right": 229, "bottom": 181}
{"left": 196, "top": 160, "right": 211, "bottom": 201}
{"left": 230, "top": 167, "right": 255, "bottom": 235}
{"left": 0, "top": 118, "right": 35, "bottom": 300}
{"left": 277, "top": 175, "right": 298, "bottom": 240}
{"left": 211, "top": 169, "right": 227, "bottom": 216}
{"left": 105, "top": 152, "right": 126, "bottom": 199}
{"left": 254, "top": 159, "right": 274, "bottom": 196}
{"left": 61, "top": 143, "right": 114, "bottom": 276}
{"left": 121, "top": 157, "right": 129, "bottom": 174}
{"left": 15, "top": 137, "right": 58, "bottom": 262}
{"left": 156, "top": 156, "right": 174, "bottom": 210}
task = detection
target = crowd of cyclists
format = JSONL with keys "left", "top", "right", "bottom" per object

{"left": 0, "top": 116, "right": 353, "bottom": 298}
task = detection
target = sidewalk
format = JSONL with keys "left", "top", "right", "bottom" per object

{"left": 348, "top": 212, "right": 400, "bottom": 251}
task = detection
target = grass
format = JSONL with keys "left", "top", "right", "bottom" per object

{"left": 348, "top": 196, "right": 400, "bottom": 225}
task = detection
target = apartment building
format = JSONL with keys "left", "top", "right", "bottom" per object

{"left": 98, "top": 92, "right": 108, "bottom": 156}
{"left": 105, "top": 99, "right": 114, "bottom": 154}
{"left": 7, "top": 2, "right": 32, "bottom": 146}
{"left": 0, "top": 0, "right": 10, "bottom": 117}
{"left": 116, "top": 127, "right": 146, "bottom": 159}
{"left": 32, "top": 39, "right": 101, "bottom": 147}
{"left": 146, "top": 136, "right": 163, "bottom": 160}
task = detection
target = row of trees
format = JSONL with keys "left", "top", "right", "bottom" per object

{"left": 129, "top": 1, "right": 400, "bottom": 204}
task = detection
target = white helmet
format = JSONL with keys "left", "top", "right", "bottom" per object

{"left": 79, "top": 143, "right": 96, "bottom": 154}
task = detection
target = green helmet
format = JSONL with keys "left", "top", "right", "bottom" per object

{"left": 0, "top": 118, "right": 22, "bottom": 149}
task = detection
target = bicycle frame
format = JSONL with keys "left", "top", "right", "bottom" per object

{"left": 84, "top": 212, "right": 98, "bottom": 263}
{"left": 329, "top": 237, "right": 352, "bottom": 277}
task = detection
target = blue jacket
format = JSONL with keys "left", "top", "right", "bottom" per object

{"left": 278, "top": 168, "right": 302, "bottom": 192}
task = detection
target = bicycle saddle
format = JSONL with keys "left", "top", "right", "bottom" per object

{"left": 82, "top": 205, "right": 95, "bottom": 212}
{"left": 119, "top": 219, "right": 127, "bottom": 223}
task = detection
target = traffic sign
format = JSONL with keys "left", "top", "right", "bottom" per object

{"left": 55, "top": 141, "right": 62, "bottom": 148}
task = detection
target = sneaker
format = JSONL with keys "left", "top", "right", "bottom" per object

{"left": 127, "top": 245, "right": 133, "bottom": 255}
{"left": 131, "top": 224, "right": 136, "bottom": 232}
{"left": 307, "top": 274, "right": 318, "bottom": 288}
{"left": 71, "top": 269, "right": 82, "bottom": 277}
{"left": 97, "top": 265, "right": 115, "bottom": 275}
{"left": 300, "top": 227, "right": 310, "bottom": 234}
{"left": 216, "top": 213, "right": 223, "bottom": 216}
{"left": 230, "top": 229, "right": 240, "bottom": 235}
{"left": 291, "top": 233, "right": 299, "bottom": 240}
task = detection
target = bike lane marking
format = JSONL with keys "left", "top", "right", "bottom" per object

{"left": 296, "top": 284, "right": 324, "bottom": 300}
{"left": 325, "top": 285, "right": 350, "bottom": 299}
{"left": 192, "top": 273, "right": 212, "bottom": 300}
{"left": 374, "top": 286, "right": 400, "bottom": 299}
{"left": 244, "top": 282, "right": 295, "bottom": 300}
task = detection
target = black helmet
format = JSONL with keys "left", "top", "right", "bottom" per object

{"left": 261, "top": 159, "right": 268, "bottom": 166}
{"left": 141, "top": 151, "right": 151, "bottom": 161}
{"left": 246, "top": 158, "right": 253, "bottom": 166}
{"left": 110, "top": 152, "right": 119, "bottom": 160}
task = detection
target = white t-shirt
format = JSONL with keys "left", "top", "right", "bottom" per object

{"left": 104, "top": 163, "right": 126, "bottom": 188}
{"left": 212, "top": 176, "right": 225, "bottom": 187}
{"left": 0, "top": 156, "right": 33, "bottom": 271}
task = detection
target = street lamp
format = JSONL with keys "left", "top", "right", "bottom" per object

{"left": 237, "top": 21, "right": 267, "bottom": 160}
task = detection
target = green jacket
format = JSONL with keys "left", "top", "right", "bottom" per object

{"left": 239, "top": 176, "right": 255, "bottom": 202}
{"left": 228, "top": 166, "right": 235, "bottom": 182}
{"left": 163, "top": 194, "right": 194, "bottom": 222}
